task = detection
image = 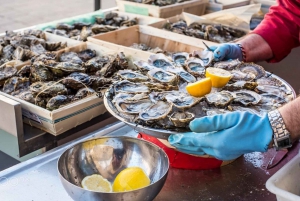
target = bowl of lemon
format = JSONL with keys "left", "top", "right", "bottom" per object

{"left": 58, "top": 137, "right": 169, "bottom": 201}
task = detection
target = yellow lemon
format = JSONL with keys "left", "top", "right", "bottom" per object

{"left": 205, "top": 67, "right": 231, "bottom": 88}
{"left": 113, "top": 167, "right": 150, "bottom": 192}
{"left": 81, "top": 174, "right": 112, "bottom": 192}
{"left": 186, "top": 77, "right": 212, "bottom": 97}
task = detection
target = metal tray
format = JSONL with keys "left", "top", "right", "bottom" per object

{"left": 104, "top": 73, "right": 296, "bottom": 140}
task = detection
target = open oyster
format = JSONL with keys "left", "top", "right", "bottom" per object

{"left": 165, "top": 93, "right": 201, "bottom": 109}
{"left": 139, "top": 101, "right": 172, "bottom": 121}
{"left": 115, "top": 99, "right": 153, "bottom": 115}
{"left": 133, "top": 60, "right": 156, "bottom": 74}
{"left": 205, "top": 91, "right": 235, "bottom": 107}
{"left": 114, "top": 80, "right": 149, "bottom": 94}
{"left": 112, "top": 93, "right": 134, "bottom": 104}
{"left": 185, "top": 57, "right": 205, "bottom": 77}
{"left": 214, "top": 59, "right": 241, "bottom": 71}
{"left": 148, "top": 53, "right": 174, "bottom": 70}
{"left": 233, "top": 90, "right": 262, "bottom": 106}
{"left": 147, "top": 68, "right": 178, "bottom": 85}
{"left": 118, "top": 70, "right": 148, "bottom": 82}
{"left": 169, "top": 111, "right": 195, "bottom": 127}
{"left": 149, "top": 91, "right": 182, "bottom": 103}
{"left": 170, "top": 68, "right": 196, "bottom": 83}
{"left": 223, "top": 81, "right": 258, "bottom": 91}
{"left": 192, "top": 50, "right": 214, "bottom": 67}
{"left": 237, "top": 63, "right": 266, "bottom": 79}
{"left": 255, "top": 85, "right": 287, "bottom": 97}
{"left": 231, "top": 70, "right": 256, "bottom": 81}
{"left": 203, "top": 107, "right": 231, "bottom": 116}
{"left": 172, "top": 52, "right": 189, "bottom": 66}
{"left": 259, "top": 93, "right": 287, "bottom": 106}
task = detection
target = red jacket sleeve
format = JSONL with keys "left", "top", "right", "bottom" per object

{"left": 252, "top": 0, "right": 300, "bottom": 62}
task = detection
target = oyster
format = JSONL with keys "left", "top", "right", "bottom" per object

{"left": 237, "top": 63, "right": 265, "bottom": 79}
{"left": 231, "top": 70, "right": 256, "bottom": 81}
{"left": 185, "top": 57, "right": 205, "bottom": 77}
{"left": 256, "top": 76, "right": 282, "bottom": 86}
{"left": 144, "top": 82, "right": 178, "bottom": 91}
{"left": 147, "top": 68, "right": 178, "bottom": 85}
{"left": 77, "top": 49, "right": 97, "bottom": 62}
{"left": 148, "top": 53, "right": 174, "bottom": 70}
{"left": 72, "top": 87, "right": 95, "bottom": 101}
{"left": 3, "top": 77, "right": 30, "bottom": 94}
{"left": 112, "top": 93, "right": 135, "bottom": 103}
{"left": 169, "top": 111, "right": 195, "bottom": 127}
{"left": 223, "top": 81, "right": 258, "bottom": 91}
{"left": 45, "top": 42, "right": 62, "bottom": 51}
{"left": 2, "top": 45, "right": 15, "bottom": 60}
{"left": 192, "top": 50, "right": 214, "bottom": 67}
{"left": 259, "top": 93, "right": 287, "bottom": 106}
{"left": 0, "top": 63, "right": 18, "bottom": 86}
{"left": 255, "top": 85, "right": 287, "bottom": 97}
{"left": 46, "top": 95, "right": 71, "bottom": 111}
{"left": 55, "top": 62, "right": 85, "bottom": 73}
{"left": 62, "top": 72, "right": 90, "bottom": 90}
{"left": 233, "top": 90, "right": 262, "bottom": 106}
{"left": 115, "top": 99, "right": 153, "bottom": 115}
{"left": 56, "top": 23, "right": 74, "bottom": 31}
{"left": 149, "top": 91, "right": 182, "bottom": 103}
{"left": 88, "top": 76, "right": 113, "bottom": 91}
{"left": 118, "top": 70, "right": 148, "bottom": 82}
{"left": 15, "top": 90, "right": 46, "bottom": 108}
{"left": 170, "top": 68, "right": 196, "bottom": 83}
{"left": 30, "top": 40, "right": 46, "bottom": 55}
{"left": 30, "top": 61, "right": 54, "bottom": 81}
{"left": 205, "top": 91, "right": 235, "bottom": 107}
{"left": 59, "top": 52, "right": 83, "bottom": 65}
{"left": 29, "top": 81, "right": 44, "bottom": 95}
{"left": 17, "top": 65, "right": 31, "bottom": 77}
{"left": 40, "top": 81, "right": 68, "bottom": 97}
{"left": 214, "top": 59, "right": 241, "bottom": 71}
{"left": 203, "top": 107, "right": 231, "bottom": 116}
{"left": 230, "top": 105, "right": 261, "bottom": 116}
{"left": 73, "top": 22, "right": 91, "bottom": 30}
{"left": 84, "top": 56, "right": 110, "bottom": 73}
{"left": 165, "top": 93, "right": 201, "bottom": 109}
{"left": 114, "top": 80, "right": 149, "bottom": 94}
{"left": 172, "top": 52, "right": 189, "bottom": 66}
{"left": 139, "top": 101, "right": 172, "bottom": 121}
{"left": 91, "top": 24, "right": 118, "bottom": 34}
{"left": 133, "top": 60, "right": 156, "bottom": 74}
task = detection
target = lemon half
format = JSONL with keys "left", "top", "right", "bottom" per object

{"left": 113, "top": 167, "right": 150, "bottom": 192}
{"left": 205, "top": 67, "right": 231, "bottom": 88}
{"left": 81, "top": 174, "right": 112, "bottom": 192}
{"left": 186, "top": 77, "right": 212, "bottom": 97}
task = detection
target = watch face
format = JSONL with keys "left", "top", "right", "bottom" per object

{"left": 278, "top": 138, "right": 292, "bottom": 148}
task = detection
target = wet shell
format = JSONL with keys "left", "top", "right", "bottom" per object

{"left": 133, "top": 60, "right": 156, "bottom": 74}
{"left": 192, "top": 50, "right": 213, "bottom": 67}
{"left": 149, "top": 91, "right": 183, "bottom": 103}
{"left": 3, "top": 77, "right": 30, "bottom": 94}
{"left": 223, "top": 81, "right": 258, "bottom": 91}
{"left": 77, "top": 49, "right": 97, "bottom": 62}
{"left": 185, "top": 57, "right": 205, "bottom": 77}
{"left": 205, "top": 91, "right": 235, "bottom": 107}
{"left": 112, "top": 93, "right": 135, "bottom": 104}
{"left": 114, "top": 80, "right": 149, "bottom": 94}
{"left": 169, "top": 111, "right": 195, "bottom": 127}
{"left": 147, "top": 68, "right": 178, "bottom": 85}
{"left": 237, "top": 63, "right": 266, "bottom": 79}
{"left": 172, "top": 52, "right": 189, "bottom": 66}
{"left": 72, "top": 88, "right": 95, "bottom": 101}
{"left": 214, "top": 59, "right": 241, "bottom": 71}
{"left": 62, "top": 72, "right": 90, "bottom": 90}
{"left": 46, "top": 95, "right": 71, "bottom": 111}
{"left": 115, "top": 99, "right": 153, "bottom": 115}
{"left": 231, "top": 70, "right": 256, "bottom": 81}
{"left": 233, "top": 90, "right": 262, "bottom": 106}
{"left": 139, "top": 101, "right": 172, "bottom": 121}
{"left": 148, "top": 53, "right": 174, "bottom": 70}
{"left": 0, "top": 63, "right": 18, "bottom": 86}
{"left": 165, "top": 93, "right": 201, "bottom": 109}
{"left": 118, "top": 70, "right": 148, "bottom": 82}
{"left": 59, "top": 52, "right": 83, "bottom": 65}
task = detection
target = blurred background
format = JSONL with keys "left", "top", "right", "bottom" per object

{"left": 0, "top": 0, "right": 116, "bottom": 33}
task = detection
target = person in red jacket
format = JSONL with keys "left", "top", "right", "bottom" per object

{"left": 168, "top": 0, "right": 300, "bottom": 160}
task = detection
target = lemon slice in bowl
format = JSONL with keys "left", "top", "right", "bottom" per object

{"left": 186, "top": 77, "right": 212, "bottom": 97}
{"left": 81, "top": 174, "right": 112, "bottom": 192}
{"left": 206, "top": 67, "right": 231, "bottom": 88}
{"left": 113, "top": 167, "right": 151, "bottom": 192}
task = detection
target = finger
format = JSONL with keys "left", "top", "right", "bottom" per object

{"left": 169, "top": 132, "right": 216, "bottom": 149}
{"left": 208, "top": 46, "right": 218, "bottom": 51}
{"left": 200, "top": 147, "right": 241, "bottom": 161}
{"left": 189, "top": 112, "right": 241, "bottom": 133}
{"left": 213, "top": 46, "right": 226, "bottom": 61}
{"left": 171, "top": 144, "right": 206, "bottom": 156}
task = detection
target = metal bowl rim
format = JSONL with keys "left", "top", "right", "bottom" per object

{"left": 57, "top": 136, "right": 170, "bottom": 194}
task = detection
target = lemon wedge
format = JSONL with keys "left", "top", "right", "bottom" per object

{"left": 186, "top": 77, "right": 212, "bottom": 97}
{"left": 205, "top": 67, "right": 231, "bottom": 88}
{"left": 81, "top": 174, "right": 112, "bottom": 192}
{"left": 113, "top": 167, "right": 150, "bottom": 192}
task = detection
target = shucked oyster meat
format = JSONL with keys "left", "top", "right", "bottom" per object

{"left": 237, "top": 63, "right": 266, "bottom": 79}
{"left": 233, "top": 90, "right": 262, "bottom": 106}
{"left": 115, "top": 99, "right": 153, "bottom": 115}
{"left": 114, "top": 80, "right": 149, "bottom": 94}
{"left": 169, "top": 111, "right": 195, "bottom": 128}
{"left": 118, "top": 70, "right": 148, "bottom": 82}
{"left": 165, "top": 93, "right": 201, "bottom": 109}
{"left": 185, "top": 57, "right": 205, "bottom": 77}
{"left": 138, "top": 101, "right": 172, "bottom": 121}
{"left": 205, "top": 91, "right": 235, "bottom": 107}
{"left": 147, "top": 68, "right": 178, "bottom": 85}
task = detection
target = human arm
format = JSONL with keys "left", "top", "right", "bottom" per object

{"left": 168, "top": 97, "right": 300, "bottom": 160}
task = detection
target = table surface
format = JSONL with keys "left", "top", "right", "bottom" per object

{"left": 0, "top": 122, "right": 299, "bottom": 201}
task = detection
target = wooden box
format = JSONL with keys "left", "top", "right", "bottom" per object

{"left": 116, "top": 0, "right": 209, "bottom": 18}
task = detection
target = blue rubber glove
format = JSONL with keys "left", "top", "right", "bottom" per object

{"left": 168, "top": 111, "right": 273, "bottom": 160}
{"left": 210, "top": 44, "right": 243, "bottom": 62}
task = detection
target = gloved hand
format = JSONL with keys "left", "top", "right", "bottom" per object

{"left": 210, "top": 44, "right": 243, "bottom": 62}
{"left": 168, "top": 111, "right": 273, "bottom": 160}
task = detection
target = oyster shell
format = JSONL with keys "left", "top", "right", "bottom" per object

{"left": 59, "top": 52, "right": 83, "bottom": 65}
{"left": 3, "top": 77, "right": 30, "bottom": 94}
{"left": 118, "top": 70, "right": 148, "bottom": 82}
{"left": 214, "top": 59, "right": 241, "bottom": 71}
{"left": 147, "top": 68, "right": 178, "bottom": 85}
{"left": 223, "top": 81, "right": 258, "bottom": 91}
{"left": 31, "top": 61, "right": 54, "bottom": 81}
{"left": 185, "top": 57, "right": 205, "bottom": 77}
{"left": 62, "top": 72, "right": 90, "bottom": 90}
{"left": 114, "top": 80, "right": 149, "bottom": 94}
{"left": 230, "top": 105, "right": 262, "bottom": 116}
{"left": 172, "top": 52, "right": 189, "bottom": 66}
{"left": 192, "top": 50, "right": 214, "bottom": 67}
{"left": 55, "top": 62, "right": 85, "bottom": 73}
{"left": 0, "top": 63, "right": 18, "bottom": 86}
{"left": 231, "top": 70, "right": 256, "bottom": 81}
{"left": 148, "top": 53, "right": 174, "bottom": 70}
{"left": 84, "top": 56, "right": 110, "bottom": 73}
{"left": 165, "top": 93, "right": 201, "bottom": 109}
{"left": 233, "top": 90, "right": 262, "bottom": 106}
{"left": 237, "top": 63, "right": 265, "bottom": 79}
{"left": 169, "top": 111, "right": 195, "bottom": 127}
{"left": 170, "top": 68, "right": 196, "bottom": 83}
{"left": 15, "top": 90, "right": 46, "bottom": 108}
{"left": 149, "top": 91, "right": 182, "bottom": 103}
{"left": 205, "top": 91, "right": 235, "bottom": 107}
{"left": 133, "top": 60, "right": 156, "bottom": 74}
{"left": 45, "top": 42, "right": 62, "bottom": 51}
{"left": 88, "top": 76, "right": 113, "bottom": 91}
{"left": 77, "top": 49, "right": 97, "bottom": 62}
{"left": 203, "top": 107, "right": 231, "bottom": 116}
{"left": 46, "top": 95, "right": 71, "bottom": 111}
{"left": 115, "top": 99, "right": 153, "bottom": 115}
{"left": 255, "top": 85, "right": 288, "bottom": 97}
{"left": 139, "top": 101, "right": 172, "bottom": 121}
{"left": 112, "top": 93, "right": 135, "bottom": 103}
{"left": 41, "top": 81, "right": 68, "bottom": 97}
{"left": 256, "top": 76, "right": 282, "bottom": 86}
{"left": 72, "top": 88, "right": 95, "bottom": 101}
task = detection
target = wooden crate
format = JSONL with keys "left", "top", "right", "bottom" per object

{"left": 88, "top": 25, "right": 218, "bottom": 57}
{"left": 116, "top": 0, "right": 209, "bottom": 18}
{"left": 205, "top": 0, "right": 251, "bottom": 14}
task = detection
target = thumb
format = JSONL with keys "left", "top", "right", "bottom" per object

{"left": 189, "top": 112, "right": 241, "bottom": 133}
{"left": 213, "top": 45, "right": 228, "bottom": 61}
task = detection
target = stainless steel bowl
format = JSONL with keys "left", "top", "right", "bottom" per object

{"left": 58, "top": 137, "right": 169, "bottom": 201}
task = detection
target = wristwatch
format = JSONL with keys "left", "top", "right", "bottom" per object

{"left": 268, "top": 110, "right": 292, "bottom": 151}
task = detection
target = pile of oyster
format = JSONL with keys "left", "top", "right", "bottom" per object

{"left": 125, "top": 0, "right": 190, "bottom": 6}
{"left": 0, "top": 29, "right": 67, "bottom": 65}
{"left": 45, "top": 12, "right": 138, "bottom": 41}
{"left": 162, "top": 20, "right": 247, "bottom": 43}
{"left": 130, "top": 43, "right": 165, "bottom": 54}
{"left": 0, "top": 48, "right": 129, "bottom": 111}
{"left": 106, "top": 51, "right": 293, "bottom": 132}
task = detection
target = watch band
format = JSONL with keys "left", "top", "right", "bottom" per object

{"left": 268, "top": 110, "right": 292, "bottom": 151}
